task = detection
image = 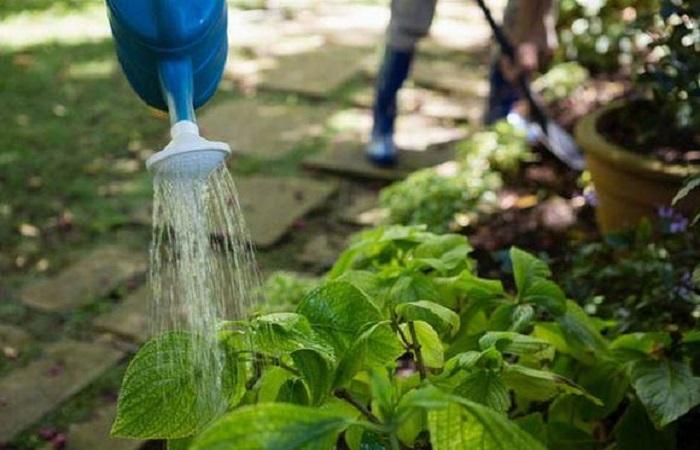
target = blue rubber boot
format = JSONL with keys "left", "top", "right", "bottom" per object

{"left": 367, "top": 47, "right": 414, "bottom": 167}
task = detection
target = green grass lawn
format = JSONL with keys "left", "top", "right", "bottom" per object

{"left": 0, "top": 4, "right": 165, "bottom": 279}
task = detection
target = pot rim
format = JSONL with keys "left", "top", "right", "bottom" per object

{"left": 575, "top": 99, "right": 700, "bottom": 180}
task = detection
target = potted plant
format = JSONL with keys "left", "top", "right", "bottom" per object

{"left": 575, "top": 0, "right": 700, "bottom": 232}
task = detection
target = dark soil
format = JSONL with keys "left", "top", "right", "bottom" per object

{"left": 598, "top": 100, "right": 700, "bottom": 165}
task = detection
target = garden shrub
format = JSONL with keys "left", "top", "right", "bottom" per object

{"left": 562, "top": 217, "right": 700, "bottom": 332}
{"left": 557, "top": 0, "right": 658, "bottom": 73}
{"left": 379, "top": 122, "right": 530, "bottom": 233}
{"left": 532, "top": 61, "right": 590, "bottom": 103}
{"left": 112, "top": 225, "right": 700, "bottom": 449}
{"left": 255, "top": 271, "right": 318, "bottom": 314}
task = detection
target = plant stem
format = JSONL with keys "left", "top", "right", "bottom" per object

{"left": 392, "top": 313, "right": 412, "bottom": 350}
{"left": 334, "top": 388, "right": 381, "bottom": 425}
{"left": 408, "top": 321, "right": 427, "bottom": 380}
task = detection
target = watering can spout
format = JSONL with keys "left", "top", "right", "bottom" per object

{"left": 146, "top": 121, "right": 230, "bottom": 178}
{"left": 106, "top": 0, "right": 230, "bottom": 176}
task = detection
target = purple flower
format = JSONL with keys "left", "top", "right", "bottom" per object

{"left": 669, "top": 216, "right": 689, "bottom": 234}
{"left": 657, "top": 205, "right": 689, "bottom": 234}
{"left": 583, "top": 188, "right": 598, "bottom": 207}
{"left": 657, "top": 206, "right": 675, "bottom": 219}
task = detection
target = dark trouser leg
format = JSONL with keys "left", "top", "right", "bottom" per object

{"left": 372, "top": 46, "right": 415, "bottom": 138}
{"left": 485, "top": 62, "right": 521, "bottom": 125}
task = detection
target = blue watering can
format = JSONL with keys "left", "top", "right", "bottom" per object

{"left": 106, "top": 0, "right": 231, "bottom": 178}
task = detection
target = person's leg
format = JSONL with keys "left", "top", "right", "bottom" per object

{"left": 485, "top": 0, "right": 557, "bottom": 125}
{"left": 367, "top": 0, "right": 437, "bottom": 166}
{"left": 485, "top": 61, "right": 521, "bottom": 125}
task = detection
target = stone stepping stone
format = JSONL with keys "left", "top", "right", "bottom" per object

{"left": 345, "top": 85, "right": 478, "bottom": 122}
{"left": 258, "top": 45, "right": 371, "bottom": 97}
{"left": 94, "top": 286, "right": 149, "bottom": 344}
{"left": 297, "top": 234, "right": 347, "bottom": 269}
{"left": 62, "top": 402, "right": 142, "bottom": 450}
{"left": 0, "top": 340, "right": 124, "bottom": 442}
{"left": 337, "top": 192, "right": 386, "bottom": 226}
{"left": 303, "top": 141, "right": 455, "bottom": 182}
{"left": 327, "top": 108, "right": 466, "bottom": 153}
{"left": 0, "top": 324, "right": 31, "bottom": 359}
{"left": 20, "top": 246, "right": 147, "bottom": 313}
{"left": 236, "top": 176, "right": 338, "bottom": 248}
{"left": 199, "top": 98, "right": 331, "bottom": 160}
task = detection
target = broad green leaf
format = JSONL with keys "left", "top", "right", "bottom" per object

{"left": 221, "top": 341, "right": 247, "bottom": 408}
{"left": 556, "top": 301, "right": 609, "bottom": 358}
{"left": 441, "top": 351, "right": 488, "bottom": 378}
{"left": 390, "top": 273, "right": 442, "bottom": 305}
{"left": 502, "top": 364, "right": 599, "bottom": 404}
{"left": 510, "top": 247, "right": 551, "bottom": 293}
{"left": 486, "top": 304, "right": 517, "bottom": 331}
{"left": 510, "top": 304, "right": 535, "bottom": 333}
{"left": 532, "top": 322, "right": 571, "bottom": 355}
{"left": 334, "top": 322, "right": 404, "bottom": 387}
{"left": 395, "top": 405, "right": 425, "bottom": 447}
{"left": 412, "top": 234, "right": 474, "bottom": 274}
{"left": 190, "top": 403, "right": 356, "bottom": 450}
{"left": 276, "top": 378, "right": 310, "bottom": 405}
{"left": 574, "top": 361, "right": 629, "bottom": 421}
{"left": 428, "top": 397, "right": 546, "bottom": 450}
{"left": 520, "top": 278, "right": 567, "bottom": 316}
{"left": 396, "top": 301, "right": 460, "bottom": 336}
{"left": 478, "top": 331, "right": 550, "bottom": 356}
{"left": 546, "top": 421, "right": 596, "bottom": 450}
{"left": 631, "top": 358, "right": 700, "bottom": 428}
{"left": 112, "top": 333, "right": 230, "bottom": 439}
{"left": 400, "top": 321, "right": 444, "bottom": 368}
{"left": 335, "top": 270, "right": 386, "bottom": 307}
{"left": 514, "top": 413, "right": 547, "bottom": 446}
{"left": 291, "top": 349, "right": 333, "bottom": 405}
{"left": 258, "top": 366, "right": 294, "bottom": 402}
{"left": 297, "top": 281, "right": 383, "bottom": 354}
{"left": 510, "top": 248, "right": 566, "bottom": 316}
{"left": 611, "top": 332, "right": 671, "bottom": 363}
{"left": 614, "top": 400, "right": 676, "bottom": 450}
{"left": 250, "top": 313, "right": 334, "bottom": 359}
{"left": 454, "top": 369, "right": 511, "bottom": 412}
{"left": 369, "top": 369, "right": 395, "bottom": 420}
{"left": 450, "top": 271, "right": 505, "bottom": 302}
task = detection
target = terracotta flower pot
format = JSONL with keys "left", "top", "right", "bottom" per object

{"left": 575, "top": 101, "right": 700, "bottom": 233}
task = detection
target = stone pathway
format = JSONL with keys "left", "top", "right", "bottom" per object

{"left": 19, "top": 246, "right": 147, "bottom": 314}
{"left": 258, "top": 44, "right": 372, "bottom": 97}
{"left": 0, "top": 1, "right": 496, "bottom": 447}
{"left": 0, "top": 340, "right": 124, "bottom": 442}
{"left": 94, "top": 286, "right": 149, "bottom": 344}
{"left": 237, "top": 176, "right": 338, "bottom": 248}
{"left": 54, "top": 403, "right": 142, "bottom": 450}
{"left": 303, "top": 140, "right": 456, "bottom": 181}
{"left": 200, "top": 97, "right": 331, "bottom": 160}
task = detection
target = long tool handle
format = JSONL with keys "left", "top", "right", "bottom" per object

{"left": 473, "top": 0, "right": 547, "bottom": 127}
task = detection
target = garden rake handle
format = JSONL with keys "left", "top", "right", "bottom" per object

{"left": 473, "top": 0, "right": 548, "bottom": 128}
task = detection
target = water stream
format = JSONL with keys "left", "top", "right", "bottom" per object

{"left": 149, "top": 164, "right": 260, "bottom": 413}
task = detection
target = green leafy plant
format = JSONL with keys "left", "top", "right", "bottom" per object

{"left": 532, "top": 62, "right": 590, "bottom": 103}
{"left": 636, "top": 0, "right": 700, "bottom": 132}
{"left": 379, "top": 122, "right": 530, "bottom": 233}
{"left": 112, "top": 226, "right": 700, "bottom": 449}
{"left": 254, "top": 271, "right": 318, "bottom": 314}
{"left": 557, "top": 0, "right": 658, "bottom": 73}
{"left": 562, "top": 219, "right": 700, "bottom": 332}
